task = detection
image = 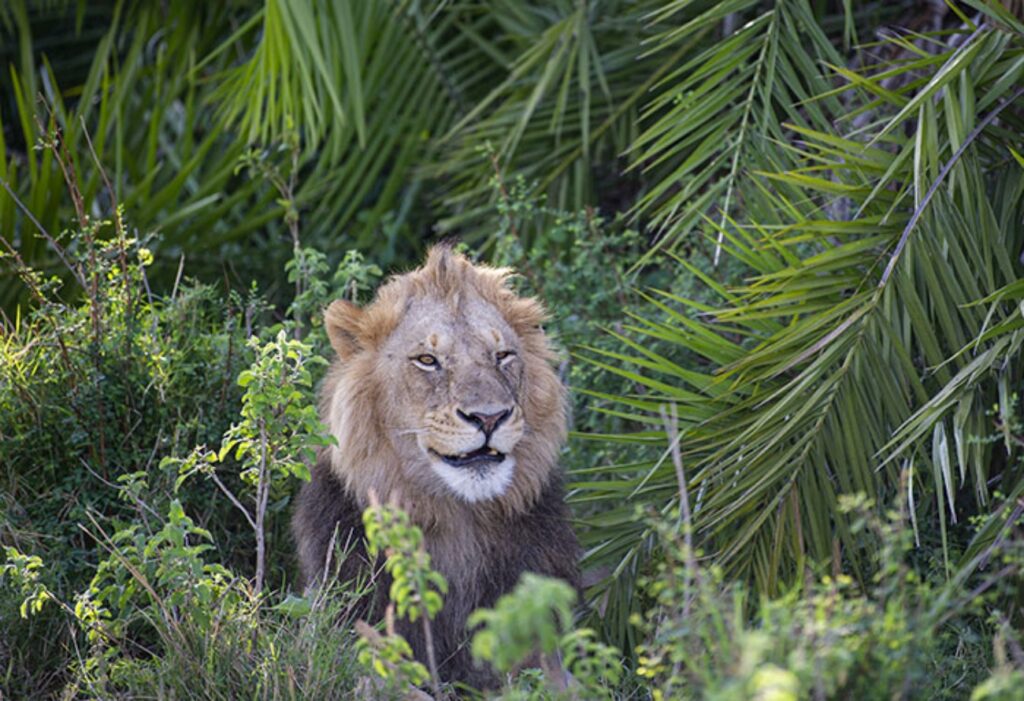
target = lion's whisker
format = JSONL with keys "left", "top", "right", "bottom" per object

{"left": 392, "top": 427, "right": 427, "bottom": 437}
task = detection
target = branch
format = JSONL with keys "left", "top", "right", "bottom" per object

{"left": 878, "top": 84, "right": 1024, "bottom": 287}
{"left": 660, "top": 403, "right": 696, "bottom": 618}
{"left": 0, "top": 178, "right": 85, "bottom": 289}
{"left": 210, "top": 472, "right": 257, "bottom": 532}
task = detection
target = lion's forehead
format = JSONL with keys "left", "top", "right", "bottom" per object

{"left": 387, "top": 295, "right": 518, "bottom": 356}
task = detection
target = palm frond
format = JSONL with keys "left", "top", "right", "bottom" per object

{"left": 629, "top": 0, "right": 844, "bottom": 266}
{"left": 580, "top": 12, "right": 1024, "bottom": 634}
{"left": 431, "top": 0, "right": 667, "bottom": 244}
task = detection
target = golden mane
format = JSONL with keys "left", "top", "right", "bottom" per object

{"left": 319, "top": 246, "right": 567, "bottom": 531}
{"left": 293, "top": 246, "right": 580, "bottom": 687}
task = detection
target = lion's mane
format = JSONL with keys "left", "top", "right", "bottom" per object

{"left": 292, "top": 246, "right": 579, "bottom": 688}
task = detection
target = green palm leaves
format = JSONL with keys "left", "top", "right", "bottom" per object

{"left": 0, "top": 1, "right": 468, "bottom": 306}
{"left": 578, "top": 3, "right": 1024, "bottom": 631}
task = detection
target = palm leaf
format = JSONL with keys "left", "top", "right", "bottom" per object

{"left": 579, "top": 12, "right": 1024, "bottom": 633}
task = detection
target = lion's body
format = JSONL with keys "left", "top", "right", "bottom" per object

{"left": 291, "top": 247, "right": 579, "bottom": 687}
{"left": 293, "top": 461, "right": 578, "bottom": 687}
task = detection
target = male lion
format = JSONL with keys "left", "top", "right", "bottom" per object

{"left": 292, "top": 245, "right": 579, "bottom": 688}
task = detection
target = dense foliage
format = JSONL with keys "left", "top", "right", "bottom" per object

{"left": 578, "top": 0, "right": 1024, "bottom": 630}
{"left": 2, "top": 0, "right": 1024, "bottom": 699}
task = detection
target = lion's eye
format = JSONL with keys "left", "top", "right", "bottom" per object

{"left": 496, "top": 350, "right": 516, "bottom": 364}
{"left": 412, "top": 354, "right": 440, "bottom": 370}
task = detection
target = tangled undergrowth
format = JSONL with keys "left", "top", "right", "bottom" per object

{"left": 2, "top": 201, "right": 1022, "bottom": 700}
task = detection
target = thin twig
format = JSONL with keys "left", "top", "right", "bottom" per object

{"left": 660, "top": 403, "right": 696, "bottom": 618}
{"left": 285, "top": 143, "right": 303, "bottom": 338}
{"left": 316, "top": 525, "right": 343, "bottom": 595}
{"left": 79, "top": 115, "right": 123, "bottom": 237}
{"left": 139, "top": 260, "right": 159, "bottom": 336}
{"left": 80, "top": 115, "right": 132, "bottom": 324}
{"left": 0, "top": 230, "right": 50, "bottom": 307}
{"left": 878, "top": 84, "right": 1024, "bottom": 286}
{"left": 78, "top": 512, "right": 189, "bottom": 656}
{"left": 34, "top": 109, "right": 86, "bottom": 229}
{"left": 419, "top": 595, "right": 444, "bottom": 701}
{"left": 0, "top": 178, "right": 85, "bottom": 289}
{"left": 171, "top": 253, "right": 186, "bottom": 302}
{"left": 79, "top": 459, "right": 159, "bottom": 528}
{"left": 210, "top": 472, "right": 258, "bottom": 532}
{"left": 254, "top": 419, "right": 271, "bottom": 596}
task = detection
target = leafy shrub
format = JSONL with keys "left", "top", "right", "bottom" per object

{"left": 340, "top": 488, "right": 1023, "bottom": 700}
{"left": 170, "top": 330, "right": 332, "bottom": 596}
{"left": 469, "top": 573, "right": 623, "bottom": 700}
{"left": 0, "top": 246, "right": 363, "bottom": 696}
{"left": 630, "top": 493, "right": 1024, "bottom": 701}
{"left": 354, "top": 497, "right": 622, "bottom": 701}
{"left": 0, "top": 212, "right": 259, "bottom": 694}
{"left": 4, "top": 530, "right": 367, "bottom": 701}
{"left": 357, "top": 496, "right": 446, "bottom": 698}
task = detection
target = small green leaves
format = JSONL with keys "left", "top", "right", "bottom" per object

{"left": 72, "top": 498, "right": 245, "bottom": 649}
{"left": 469, "top": 573, "right": 623, "bottom": 697}
{"left": 354, "top": 619, "right": 431, "bottom": 689}
{"left": 357, "top": 501, "right": 447, "bottom": 694}
{"left": 1, "top": 547, "right": 53, "bottom": 619}
{"left": 469, "top": 573, "right": 577, "bottom": 673}
{"left": 178, "top": 331, "right": 330, "bottom": 490}
{"left": 362, "top": 500, "right": 448, "bottom": 623}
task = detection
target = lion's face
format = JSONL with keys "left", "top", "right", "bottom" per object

{"left": 380, "top": 294, "right": 529, "bottom": 501}
{"left": 322, "top": 247, "right": 565, "bottom": 511}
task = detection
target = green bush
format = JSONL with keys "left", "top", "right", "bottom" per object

{"left": 629, "top": 493, "right": 1024, "bottom": 701}
{"left": 0, "top": 225, "right": 365, "bottom": 697}
{"left": 2, "top": 206, "right": 1023, "bottom": 699}
{"left": 0, "top": 216, "right": 259, "bottom": 695}
{"left": 342, "top": 490, "right": 1024, "bottom": 700}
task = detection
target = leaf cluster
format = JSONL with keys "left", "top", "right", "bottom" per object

{"left": 578, "top": 2, "right": 1024, "bottom": 635}
{"left": 226, "top": 331, "right": 331, "bottom": 486}
{"left": 629, "top": 498, "right": 1024, "bottom": 700}
{"left": 362, "top": 501, "right": 448, "bottom": 624}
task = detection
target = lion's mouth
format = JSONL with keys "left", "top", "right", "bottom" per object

{"left": 430, "top": 446, "right": 506, "bottom": 468}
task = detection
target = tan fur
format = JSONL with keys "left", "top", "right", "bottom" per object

{"left": 318, "top": 246, "right": 567, "bottom": 587}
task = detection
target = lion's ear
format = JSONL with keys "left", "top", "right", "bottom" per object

{"left": 325, "top": 299, "right": 363, "bottom": 360}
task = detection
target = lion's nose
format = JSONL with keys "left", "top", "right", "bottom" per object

{"left": 457, "top": 408, "right": 512, "bottom": 437}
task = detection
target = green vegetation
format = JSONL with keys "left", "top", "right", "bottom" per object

{"left": 3, "top": 1, "right": 1024, "bottom": 699}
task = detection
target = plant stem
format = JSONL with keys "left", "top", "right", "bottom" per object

{"left": 254, "top": 419, "right": 269, "bottom": 597}
{"left": 660, "top": 403, "right": 696, "bottom": 617}
{"left": 420, "top": 598, "right": 443, "bottom": 700}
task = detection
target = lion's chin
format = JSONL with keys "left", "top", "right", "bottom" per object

{"left": 428, "top": 456, "right": 516, "bottom": 503}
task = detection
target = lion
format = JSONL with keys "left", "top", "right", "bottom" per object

{"left": 291, "top": 245, "right": 580, "bottom": 688}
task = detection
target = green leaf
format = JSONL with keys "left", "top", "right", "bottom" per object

{"left": 273, "top": 593, "right": 312, "bottom": 618}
